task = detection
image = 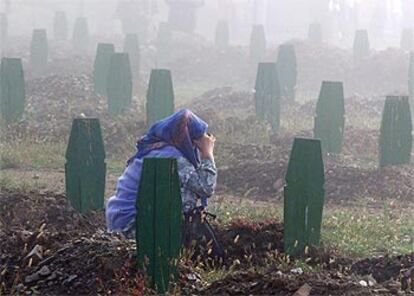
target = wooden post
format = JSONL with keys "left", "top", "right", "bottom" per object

{"left": 0, "top": 13, "right": 7, "bottom": 55}
{"left": 136, "top": 158, "right": 182, "bottom": 294}
{"left": 93, "top": 43, "right": 115, "bottom": 96}
{"left": 379, "top": 96, "right": 413, "bottom": 167}
{"left": 215, "top": 20, "right": 229, "bottom": 49}
{"left": 249, "top": 24, "right": 266, "bottom": 63}
{"left": 401, "top": 28, "right": 413, "bottom": 51}
{"left": 284, "top": 138, "right": 325, "bottom": 257}
{"left": 73, "top": 17, "right": 89, "bottom": 52}
{"left": 53, "top": 11, "right": 68, "bottom": 40}
{"left": 308, "top": 23, "right": 323, "bottom": 44}
{"left": 30, "top": 29, "right": 48, "bottom": 71}
{"left": 409, "top": 53, "right": 414, "bottom": 117}
{"left": 123, "top": 33, "right": 140, "bottom": 83}
{"left": 254, "top": 62, "right": 280, "bottom": 131}
{"left": 277, "top": 44, "right": 297, "bottom": 101}
{"left": 314, "top": 81, "right": 345, "bottom": 153}
{"left": 65, "top": 118, "right": 106, "bottom": 213}
{"left": 0, "top": 58, "right": 26, "bottom": 123}
{"left": 155, "top": 22, "right": 172, "bottom": 68}
{"left": 106, "top": 53, "right": 133, "bottom": 116}
{"left": 353, "top": 29, "right": 370, "bottom": 62}
{"left": 146, "top": 69, "right": 175, "bottom": 126}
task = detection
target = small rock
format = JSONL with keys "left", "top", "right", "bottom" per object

{"left": 63, "top": 274, "right": 78, "bottom": 285}
{"left": 290, "top": 267, "right": 304, "bottom": 275}
{"left": 15, "top": 283, "right": 25, "bottom": 292}
{"left": 359, "top": 280, "right": 368, "bottom": 287}
{"left": 363, "top": 275, "right": 377, "bottom": 287}
{"left": 25, "top": 273, "right": 40, "bottom": 284}
{"left": 19, "top": 231, "right": 33, "bottom": 243}
{"left": 38, "top": 266, "right": 51, "bottom": 277}
{"left": 187, "top": 273, "right": 198, "bottom": 281}
{"left": 46, "top": 272, "right": 57, "bottom": 281}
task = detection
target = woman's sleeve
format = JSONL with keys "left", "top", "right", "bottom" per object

{"left": 176, "top": 157, "right": 217, "bottom": 197}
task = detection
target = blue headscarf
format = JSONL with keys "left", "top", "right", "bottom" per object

{"left": 129, "top": 109, "right": 208, "bottom": 167}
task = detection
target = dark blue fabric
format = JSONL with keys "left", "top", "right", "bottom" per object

{"left": 106, "top": 145, "right": 183, "bottom": 231}
{"left": 129, "top": 109, "right": 208, "bottom": 167}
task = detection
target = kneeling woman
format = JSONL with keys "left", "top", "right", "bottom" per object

{"left": 106, "top": 109, "right": 223, "bottom": 256}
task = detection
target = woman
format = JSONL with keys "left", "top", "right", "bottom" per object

{"left": 106, "top": 109, "right": 222, "bottom": 256}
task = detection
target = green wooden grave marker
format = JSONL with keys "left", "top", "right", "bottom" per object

{"left": 54, "top": 11, "right": 68, "bottom": 41}
{"left": 254, "top": 62, "right": 280, "bottom": 131}
{"left": 73, "top": 17, "right": 89, "bottom": 52}
{"left": 30, "top": 29, "right": 48, "bottom": 71}
{"left": 401, "top": 28, "right": 413, "bottom": 51}
{"left": 123, "top": 33, "right": 140, "bottom": 82}
{"left": 65, "top": 118, "right": 106, "bottom": 213}
{"left": 106, "top": 53, "right": 133, "bottom": 116}
{"left": 215, "top": 20, "right": 229, "bottom": 49}
{"left": 277, "top": 44, "right": 297, "bottom": 101}
{"left": 136, "top": 158, "right": 182, "bottom": 294}
{"left": 379, "top": 96, "right": 413, "bottom": 167}
{"left": 284, "top": 138, "right": 325, "bottom": 257}
{"left": 155, "top": 22, "right": 172, "bottom": 68}
{"left": 409, "top": 53, "right": 414, "bottom": 116}
{"left": 353, "top": 29, "right": 370, "bottom": 62}
{"left": 308, "top": 23, "right": 323, "bottom": 44}
{"left": 314, "top": 81, "right": 345, "bottom": 153}
{"left": 0, "top": 58, "right": 26, "bottom": 123}
{"left": 0, "top": 13, "right": 7, "bottom": 54}
{"left": 249, "top": 24, "right": 266, "bottom": 63}
{"left": 93, "top": 43, "right": 115, "bottom": 96}
{"left": 146, "top": 69, "right": 174, "bottom": 126}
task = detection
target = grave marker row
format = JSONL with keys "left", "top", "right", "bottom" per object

{"left": 314, "top": 81, "right": 345, "bottom": 153}
{"left": 379, "top": 96, "right": 413, "bottom": 167}
{"left": 308, "top": 23, "right": 323, "bottom": 44}
{"left": 107, "top": 53, "right": 133, "bottom": 116}
{"left": 0, "top": 57, "right": 25, "bottom": 123}
{"left": 277, "top": 44, "right": 297, "bottom": 101}
{"left": 250, "top": 25, "right": 266, "bottom": 64}
{"left": 254, "top": 62, "right": 280, "bottom": 131}
{"left": 54, "top": 11, "right": 68, "bottom": 41}
{"left": 65, "top": 118, "right": 106, "bottom": 213}
{"left": 93, "top": 43, "right": 115, "bottom": 96}
{"left": 73, "top": 17, "right": 90, "bottom": 52}
{"left": 123, "top": 33, "right": 140, "bottom": 83}
{"left": 0, "top": 13, "right": 7, "bottom": 55}
{"left": 30, "top": 29, "right": 48, "bottom": 71}
{"left": 353, "top": 30, "right": 370, "bottom": 62}
{"left": 284, "top": 138, "right": 325, "bottom": 256}
{"left": 215, "top": 20, "right": 229, "bottom": 49}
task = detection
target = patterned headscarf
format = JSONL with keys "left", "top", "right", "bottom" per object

{"left": 129, "top": 109, "right": 208, "bottom": 167}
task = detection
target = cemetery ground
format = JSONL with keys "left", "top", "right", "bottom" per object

{"left": 1, "top": 39, "right": 414, "bottom": 295}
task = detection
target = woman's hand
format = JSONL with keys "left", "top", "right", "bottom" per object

{"left": 194, "top": 133, "right": 216, "bottom": 161}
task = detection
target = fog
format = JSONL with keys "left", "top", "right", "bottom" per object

{"left": 2, "top": 0, "right": 414, "bottom": 49}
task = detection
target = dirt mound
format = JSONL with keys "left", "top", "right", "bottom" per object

{"left": 0, "top": 189, "right": 105, "bottom": 234}
{"left": 219, "top": 158, "right": 414, "bottom": 201}
{"left": 216, "top": 219, "right": 284, "bottom": 265}
{"left": 198, "top": 269, "right": 381, "bottom": 296}
{"left": 0, "top": 190, "right": 411, "bottom": 295}
{"left": 352, "top": 254, "right": 414, "bottom": 283}
{"left": 13, "top": 236, "right": 136, "bottom": 296}
{"left": 3, "top": 74, "right": 146, "bottom": 155}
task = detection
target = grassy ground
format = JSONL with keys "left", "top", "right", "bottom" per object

{"left": 1, "top": 171, "right": 412, "bottom": 260}
{"left": 210, "top": 197, "right": 413, "bottom": 258}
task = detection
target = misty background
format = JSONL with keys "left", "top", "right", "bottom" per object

{"left": 1, "top": 0, "right": 414, "bottom": 48}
